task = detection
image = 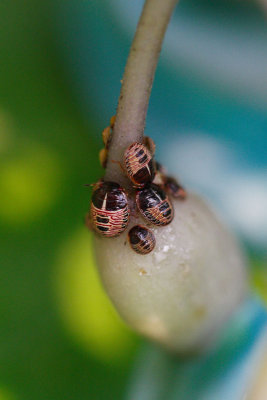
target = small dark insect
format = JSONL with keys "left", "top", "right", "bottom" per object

{"left": 164, "top": 176, "right": 186, "bottom": 200}
{"left": 136, "top": 183, "right": 174, "bottom": 226}
{"left": 128, "top": 225, "right": 155, "bottom": 255}
{"left": 90, "top": 181, "right": 130, "bottom": 237}
{"left": 124, "top": 142, "right": 155, "bottom": 188}
{"left": 153, "top": 162, "right": 186, "bottom": 200}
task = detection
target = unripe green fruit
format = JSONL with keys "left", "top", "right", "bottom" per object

{"left": 94, "top": 193, "right": 248, "bottom": 353}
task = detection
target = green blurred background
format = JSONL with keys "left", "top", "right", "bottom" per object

{"left": 0, "top": 1, "right": 267, "bottom": 399}
{"left": 0, "top": 1, "right": 140, "bottom": 399}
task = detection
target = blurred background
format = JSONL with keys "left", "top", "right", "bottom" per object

{"left": 0, "top": 0, "right": 266, "bottom": 399}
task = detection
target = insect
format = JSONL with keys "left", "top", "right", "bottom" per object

{"left": 128, "top": 225, "right": 156, "bottom": 255}
{"left": 153, "top": 162, "right": 186, "bottom": 200}
{"left": 163, "top": 176, "right": 186, "bottom": 200}
{"left": 90, "top": 181, "right": 130, "bottom": 237}
{"left": 136, "top": 183, "right": 174, "bottom": 226}
{"left": 124, "top": 142, "right": 155, "bottom": 188}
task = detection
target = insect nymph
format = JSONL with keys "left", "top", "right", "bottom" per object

{"left": 164, "top": 176, "right": 186, "bottom": 200}
{"left": 128, "top": 225, "right": 155, "bottom": 255}
{"left": 124, "top": 142, "right": 155, "bottom": 188}
{"left": 136, "top": 183, "right": 174, "bottom": 226}
{"left": 90, "top": 181, "right": 130, "bottom": 237}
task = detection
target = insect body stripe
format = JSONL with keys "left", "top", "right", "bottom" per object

{"left": 91, "top": 205, "right": 130, "bottom": 237}
{"left": 102, "top": 193, "right": 108, "bottom": 210}
{"left": 125, "top": 144, "right": 152, "bottom": 176}
{"left": 145, "top": 199, "right": 173, "bottom": 226}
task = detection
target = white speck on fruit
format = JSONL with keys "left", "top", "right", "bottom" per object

{"left": 139, "top": 268, "right": 147, "bottom": 276}
{"left": 153, "top": 251, "right": 167, "bottom": 263}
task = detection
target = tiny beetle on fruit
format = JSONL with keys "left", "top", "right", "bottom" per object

{"left": 124, "top": 142, "right": 155, "bottom": 188}
{"left": 128, "top": 225, "right": 156, "bottom": 255}
{"left": 164, "top": 176, "right": 186, "bottom": 200}
{"left": 136, "top": 183, "right": 174, "bottom": 226}
{"left": 90, "top": 181, "right": 130, "bottom": 237}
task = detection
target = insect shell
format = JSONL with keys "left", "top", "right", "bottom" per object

{"left": 164, "top": 176, "right": 187, "bottom": 200}
{"left": 128, "top": 225, "right": 155, "bottom": 255}
{"left": 136, "top": 183, "right": 174, "bottom": 226}
{"left": 153, "top": 162, "right": 186, "bottom": 200}
{"left": 90, "top": 181, "right": 130, "bottom": 237}
{"left": 99, "top": 148, "right": 108, "bottom": 169}
{"left": 99, "top": 115, "right": 116, "bottom": 169}
{"left": 124, "top": 142, "right": 155, "bottom": 188}
{"left": 102, "top": 115, "right": 116, "bottom": 148}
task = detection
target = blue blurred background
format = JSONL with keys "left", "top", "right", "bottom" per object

{"left": 0, "top": 0, "right": 266, "bottom": 399}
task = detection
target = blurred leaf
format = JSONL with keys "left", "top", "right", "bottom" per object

{"left": 0, "top": 144, "right": 64, "bottom": 224}
{"left": 54, "top": 228, "right": 137, "bottom": 363}
{"left": 125, "top": 298, "right": 267, "bottom": 400}
{"left": 0, "top": 0, "right": 136, "bottom": 399}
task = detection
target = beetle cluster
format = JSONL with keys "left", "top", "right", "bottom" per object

{"left": 86, "top": 118, "right": 186, "bottom": 255}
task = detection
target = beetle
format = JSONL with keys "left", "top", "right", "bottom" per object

{"left": 128, "top": 225, "right": 156, "bottom": 255}
{"left": 90, "top": 181, "right": 130, "bottom": 237}
{"left": 163, "top": 176, "right": 186, "bottom": 200}
{"left": 124, "top": 142, "right": 155, "bottom": 188}
{"left": 136, "top": 183, "right": 174, "bottom": 226}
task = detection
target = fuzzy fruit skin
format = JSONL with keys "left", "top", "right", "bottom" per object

{"left": 94, "top": 193, "right": 248, "bottom": 353}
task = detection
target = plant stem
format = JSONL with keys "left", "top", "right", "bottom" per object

{"left": 105, "top": 0, "right": 178, "bottom": 188}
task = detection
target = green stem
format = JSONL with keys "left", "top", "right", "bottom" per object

{"left": 105, "top": 0, "right": 178, "bottom": 188}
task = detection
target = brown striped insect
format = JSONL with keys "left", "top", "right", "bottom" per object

{"left": 163, "top": 176, "right": 186, "bottom": 200}
{"left": 128, "top": 225, "right": 155, "bottom": 255}
{"left": 136, "top": 183, "right": 174, "bottom": 226}
{"left": 124, "top": 142, "right": 155, "bottom": 188}
{"left": 90, "top": 181, "right": 130, "bottom": 237}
